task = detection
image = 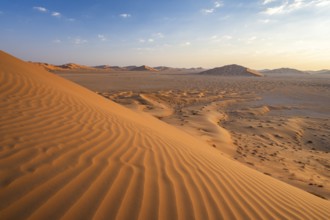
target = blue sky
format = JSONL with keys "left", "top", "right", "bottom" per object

{"left": 1, "top": 0, "right": 329, "bottom": 69}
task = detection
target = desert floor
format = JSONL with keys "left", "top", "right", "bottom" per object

{"left": 2, "top": 51, "right": 330, "bottom": 219}
{"left": 58, "top": 70, "right": 330, "bottom": 199}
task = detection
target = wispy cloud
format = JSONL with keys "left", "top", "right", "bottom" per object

{"left": 119, "top": 13, "right": 131, "bottom": 18}
{"left": 181, "top": 41, "right": 191, "bottom": 46}
{"left": 138, "top": 38, "right": 155, "bottom": 43}
{"left": 33, "top": 6, "right": 74, "bottom": 21}
{"left": 263, "top": 0, "right": 330, "bottom": 15}
{"left": 98, "top": 34, "right": 107, "bottom": 41}
{"left": 214, "top": 1, "right": 223, "bottom": 8}
{"left": 51, "top": 12, "right": 61, "bottom": 17}
{"left": 263, "top": 3, "right": 287, "bottom": 15}
{"left": 210, "top": 35, "right": 233, "bottom": 42}
{"left": 139, "top": 33, "right": 164, "bottom": 44}
{"left": 201, "top": 1, "right": 223, "bottom": 15}
{"left": 202, "top": 9, "right": 215, "bottom": 14}
{"left": 33, "top": 6, "right": 48, "bottom": 13}
{"left": 73, "top": 37, "right": 88, "bottom": 45}
{"left": 315, "top": 0, "right": 330, "bottom": 7}
{"left": 262, "top": 0, "right": 277, "bottom": 5}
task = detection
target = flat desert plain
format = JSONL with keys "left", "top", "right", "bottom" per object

{"left": 58, "top": 68, "right": 330, "bottom": 200}
{"left": 1, "top": 50, "right": 330, "bottom": 219}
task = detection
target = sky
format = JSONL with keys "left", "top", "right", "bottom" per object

{"left": 0, "top": 0, "right": 329, "bottom": 70}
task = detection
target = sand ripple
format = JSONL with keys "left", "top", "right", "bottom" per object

{"left": 1, "top": 50, "right": 329, "bottom": 219}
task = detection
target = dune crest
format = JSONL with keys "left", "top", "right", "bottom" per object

{"left": 0, "top": 50, "right": 329, "bottom": 219}
{"left": 261, "top": 68, "right": 308, "bottom": 75}
{"left": 31, "top": 62, "right": 63, "bottom": 72}
{"left": 131, "top": 65, "right": 159, "bottom": 72}
{"left": 200, "top": 64, "right": 263, "bottom": 77}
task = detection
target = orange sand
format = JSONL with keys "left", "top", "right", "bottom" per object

{"left": 1, "top": 50, "right": 329, "bottom": 219}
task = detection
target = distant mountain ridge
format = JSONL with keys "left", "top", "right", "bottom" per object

{"left": 33, "top": 62, "right": 95, "bottom": 72}
{"left": 94, "top": 65, "right": 127, "bottom": 71}
{"left": 59, "top": 63, "right": 93, "bottom": 70}
{"left": 306, "top": 69, "right": 330, "bottom": 75}
{"left": 131, "top": 65, "right": 159, "bottom": 72}
{"left": 93, "top": 65, "right": 112, "bottom": 69}
{"left": 261, "top": 68, "right": 330, "bottom": 75}
{"left": 260, "top": 68, "right": 309, "bottom": 75}
{"left": 30, "top": 62, "right": 329, "bottom": 74}
{"left": 199, "top": 64, "right": 263, "bottom": 77}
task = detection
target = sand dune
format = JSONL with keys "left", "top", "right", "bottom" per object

{"left": 31, "top": 62, "right": 64, "bottom": 72}
{"left": 58, "top": 63, "right": 94, "bottom": 70}
{"left": 31, "top": 62, "right": 97, "bottom": 72}
{"left": 1, "top": 50, "right": 330, "bottom": 219}
{"left": 200, "top": 64, "right": 263, "bottom": 77}
{"left": 261, "top": 68, "right": 309, "bottom": 75}
{"left": 131, "top": 65, "right": 159, "bottom": 72}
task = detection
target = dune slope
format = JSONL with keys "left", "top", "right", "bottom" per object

{"left": 131, "top": 65, "right": 159, "bottom": 72}
{"left": 0, "top": 50, "right": 329, "bottom": 220}
{"left": 200, "top": 64, "right": 263, "bottom": 77}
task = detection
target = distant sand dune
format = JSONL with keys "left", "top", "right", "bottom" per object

{"left": 199, "top": 64, "right": 263, "bottom": 77}
{"left": 131, "top": 65, "right": 159, "bottom": 72}
{"left": 1, "top": 50, "right": 329, "bottom": 219}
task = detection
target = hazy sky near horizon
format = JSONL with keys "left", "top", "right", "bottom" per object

{"left": 0, "top": 0, "right": 329, "bottom": 69}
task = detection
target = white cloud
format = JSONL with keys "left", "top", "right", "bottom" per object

{"left": 263, "top": 1, "right": 301, "bottom": 15}
{"left": 290, "top": 0, "right": 304, "bottom": 10}
{"left": 202, "top": 8, "right": 215, "bottom": 14}
{"left": 315, "top": 0, "right": 330, "bottom": 7}
{"left": 139, "top": 33, "right": 164, "bottom": 44}
{"left": 73, "top": 38, "right": 88, "bottom": 45}
{"left": 119, "top": 13, "right": 131, "bottom": 18}
{"left": 33, "top": 6, "right": 48, "bottom": 13}
{"left": 98, "top": 34, "right": 107, "bottom": 41}
{"left": 263, "top": 0, "right": 277, "bottom": 5}
{"left": 211, "top": 35, "right": 233, "bottom": 42}
{"left": 214, "top": 1, "right": 223, "bottom": 8}
{"left": 263, "top": 0, "right": 330, "bottom": 15}
{"left": 33, "top": 6, "right": 74, "bottom": 21}
{"left": 52, "top": 12, "right": 61, "bottom": 17}
{"left": 264, "top": 4, "right": 286, "bottom": 15}
{"left": 202, "top": 1, "right": 223, "bottom": 15}
{"left": 182, "top": 42, "right": 191, "bottom": 46}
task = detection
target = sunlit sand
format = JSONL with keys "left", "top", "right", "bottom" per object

{"left": 1, "top": 50, "right": 329, "bottom": 219}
